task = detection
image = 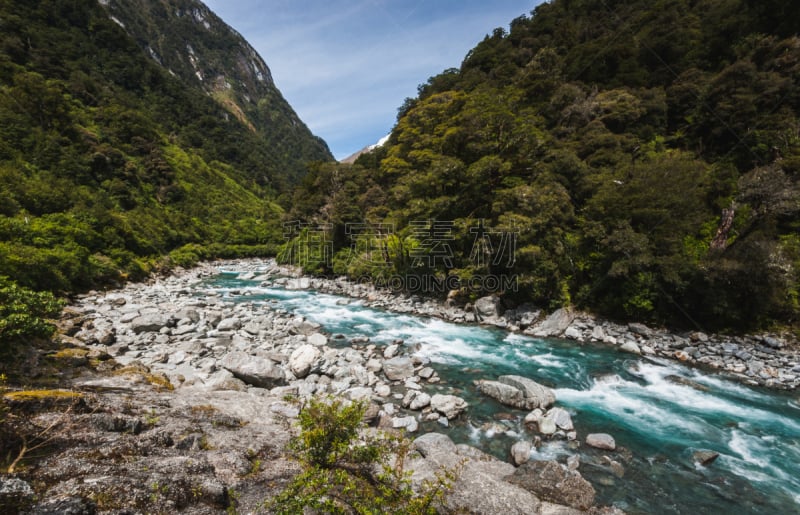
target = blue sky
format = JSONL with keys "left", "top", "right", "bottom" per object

{"left": 203, "top": 0, "right": 540, "bottom": 160}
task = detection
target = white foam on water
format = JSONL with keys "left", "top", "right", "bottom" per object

{"left": 556, "top": 374, "right": 709, "bottom": 437}
{"left": 728, "top": 430, "right": 771, "bottom": 469}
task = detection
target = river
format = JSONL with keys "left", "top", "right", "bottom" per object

{"left": 203, "top": 270, "right": 800, "bottom": 514}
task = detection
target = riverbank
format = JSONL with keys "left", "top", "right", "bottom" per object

{"left": 257, "top": 259, "right": 799, "bottom": 391}
{"left": 1, "top": 258, "right": 623, "bottom": 514}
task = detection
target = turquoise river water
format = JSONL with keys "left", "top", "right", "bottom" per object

{"left": 204, "top": 271, "right": 800, "bottom": 514}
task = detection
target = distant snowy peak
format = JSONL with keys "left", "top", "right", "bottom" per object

{"left": 341, "top": 134, "right": 391, "bottom": 164}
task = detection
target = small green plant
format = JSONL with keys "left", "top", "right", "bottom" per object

{"left": 145, "top": 408, "right": 160, "bottom": 426}
{"left": 268, "top": 396, "right": 456, "bottom": 514}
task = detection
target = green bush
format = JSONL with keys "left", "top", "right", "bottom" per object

{"left": 0, "top": 276, "right": 64, "bottom": 348}
{"left": 269, "top": 397, "right": 455, "bottom": 514}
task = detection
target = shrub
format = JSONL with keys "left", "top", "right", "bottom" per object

{"left": 269, "top": 397, "right": 455, "bottom": 514}
{"left": 0, "top": 276, "right": 64, "bottom": 349}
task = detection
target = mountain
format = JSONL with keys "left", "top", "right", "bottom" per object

{"left": 0, "top": 0, "right": 328, "bottom": 296}
{"left": 340, "top": 135, "right": 390, "bottom": 164}
{"left": 285, "top": 0, "right": 800, "bottom": 332}
{"left": 99, "top": 0, "right": 332, "bottom": 188}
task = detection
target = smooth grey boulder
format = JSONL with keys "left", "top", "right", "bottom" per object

{"left": 510, "top": 440, "right": 532, "bottom": 466}
{"left": 430, "top": 394, "right": 468, "bottom": 419}
{"left": 545, "top": 407, "right": 574, "bottom": 431}
{"left": 216, "top": 317, "right": 242, "bottom": 332}
{"left": 307, "top": 332, "right": 327, "bottom": 346}
{"left": 476, "top": 375, "right": 555, "bottom": 410}
{"left": 288, "top": 344, "right": 320, "bottom": 378}
{"left": 529, "top": 308, "right": 575, "bottom": 337}
{"left": 383, "top": 356, "right": 415, "bottom": 381}
{"left": 474, "top": 295, "right": 504, "bottom": 320}
{"left": 586, "top": 433, "right": 616, "bottom": 451}
{"left": 619, "top": 341, "right": 642, "bottom": 355}
{"left": 392, "top": 415, "right": 419, "bottom": 433}
{"left": 130, "top": 314, "right": 170, "bottom": 334}
{"left": 220, "top": 351, "right": 285, "bottom": 388}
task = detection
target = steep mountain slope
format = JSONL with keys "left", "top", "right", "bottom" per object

{"left": 286, "top": 0, "right": 800, "bottom": 331}
{"left": 0, "top": 0, "right": 323, "bottom": 295}
{"left": 100, "top": 0, "right": 332, "bottom": 188}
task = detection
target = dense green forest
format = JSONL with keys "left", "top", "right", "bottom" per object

{"left": 286, "top": 0, "right": 800, "bottom": 332}
{"left": 0, "top": 0, "right": 334, "bottom": 347}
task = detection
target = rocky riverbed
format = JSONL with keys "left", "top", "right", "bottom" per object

{"left": 1, "top": 259, "right": 629, "bottom": 514}
{"left": 270, "top": 263, "right": 800, "bottom": 391}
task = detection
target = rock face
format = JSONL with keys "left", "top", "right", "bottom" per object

{"left": 507, "top": 460, "right": 596, "bottom": 511}
{"left": 409, "top": 434, "right": 545, "bottom": 515}
{"left": 476, "top": 375, "right": 555, "bottom": 410}
{"left": 586, "top": 433, "right": 616, "bottom": 451}
{"left": 220, "top": 351, "right": 285, "bottom": 388}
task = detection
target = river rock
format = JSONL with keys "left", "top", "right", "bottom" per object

{"left": 619, "top": 341, "right": 641, "bottom": 355}
{"left": 476, "top": 375, "right": 556, "bottom": 410}
{"left": 288, "top": 344, "right": 320, "bottom": 378}
{"left": 430, "top": 394, "right": 468, "bottom": 419}
{"left": 628, "top": 322, "right": 651, "bottom": 336}
{"left": 586, "top": 433, "right": 616, "bottom": 451}
{"left": 510, "top": 440, "right": 532, "bottom": 465}
{"left": 507, "top": 460, "right": 595, "bottom": 511}
{"left": 130, "top": 314, "right": 170, "bottom": 334}
{"left": 383, "top": 343, "right": 400, "bottom": 359}
{"left": 392, "top": 415, "right": 419, "bottom": 433}
{"left": 474, "top": 295, "right": 504, "bottom": 320}
{"left": 537, "top": 416, "right": 557, "bottom": 435}
{"left": 216, "top": 317, "right": 242, "bottom": 332}
{"left": 220, "top": 351, "right": 285, "bottom": 388}
{"left": 564, "top": 326, "right": 583, "bottom": 340}
{"left": 692, "top": 450, "right": 720, "bottom": 466}
{"left": 409, "top": 392, "right": 432, "bottom": 411}
{"left": 383, "top": 356, "right": 415, "bottom": 381}
{"left": 307, "top": 332, "right": 327, "bottom": 346}
{"left": 545, "top": 407, "right": 574, "bottom": 431}
{"left": 529, "top": 308, "right": 575, "bottom": 337}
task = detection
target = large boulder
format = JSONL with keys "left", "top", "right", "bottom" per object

{"left": 586, "top": 433, "right": 616, "bottom": 451}
{"left": 476, "top": 375, "right": 555, "bottom": 410}
{"left": 510, "top": 440, "right": 532, "bottom": 466}
{"left": 220, "top": 351, "right": 285, "bottom": 388}
{"left": 288, "top": 344, "right": 320, "bottom": 378}
{"left": 506, "top": 460, "right": 596, "bottom": 511}
{"left": 474, "top": 295, "right": 504, "bottom": 321}
{"left": 130, "top": 314, "right": 171, "bottom": 334}
{"left": 528, "top": 308, "right": 575, "bottom": 337}
{"left": 383, "top": 356, "right": 415, "bottom": 381}
{"left": 430, "top": 394, "right": 468, "bottom": 419}
{"left": 545, "top": 407, "right": 574, "bottom": 431}
{"left": 216, "top": 317, "right": 242, "bottom": 332}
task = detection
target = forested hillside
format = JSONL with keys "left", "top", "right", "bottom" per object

{"left": 0, "top": 0, "right": 332, "bottom": 301}
{"left": 287, "top": 0, "right": 800, "bottom": 331}
{"left": 100, "top": 0, "right": 332, "bottom": 189}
